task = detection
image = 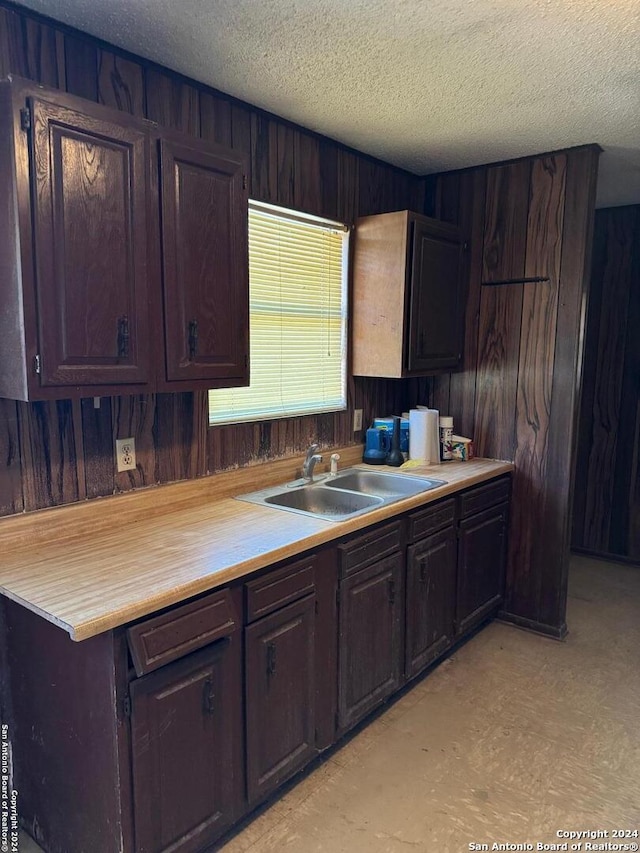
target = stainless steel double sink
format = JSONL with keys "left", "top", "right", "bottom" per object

{"left": 236, "top": 469, "right": 447, "bottom": 522}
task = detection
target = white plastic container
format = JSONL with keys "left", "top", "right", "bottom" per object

{"left": 439, "top": 416, "right": 454, "bottom": 461}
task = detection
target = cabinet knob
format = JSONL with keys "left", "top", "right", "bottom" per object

{"left": 266, "top": 642, "right": 277, "bottom": 677}
{"left": 188, "top": 319, "right": 199, "bottom": 359}
{"left": 117, "top": 315, "right": 129, "bottom": 359}
{"left": 202, "top": 678, "right": 215, "bottom": 715}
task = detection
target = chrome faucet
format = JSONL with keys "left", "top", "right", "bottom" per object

{"left": 302, "top": 444, "right": 323, "bottom": 483}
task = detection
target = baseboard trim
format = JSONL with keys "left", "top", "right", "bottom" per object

{"left": 496, "top": 610, "right": 568, "bottom": 641}
{"left": 571, "top": 547, "right": 640, "bottom": 567}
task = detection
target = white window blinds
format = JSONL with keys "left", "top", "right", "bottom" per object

{"left": 208, "top": 200, "right": 349, "bottom": 425}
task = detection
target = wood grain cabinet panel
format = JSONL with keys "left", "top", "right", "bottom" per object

{"left": 337, "top": 552, "right": 404, "bottom": 732}
{"left": 456, "top": 503, "right": 508, "bottom": 636}
{"left": 407, "top": 218, "right": 464, "bottom": 372}
{"left": 0, "top": 78, "right": 154, "bottom": 399}
{"left": 30, "top": 95, "right": 151, "bottom": 388}
{"left": 405, "top": 526, "right": 456, "bottom": 680}
{"left": 245, "top": 595, "right": 316, "bottom": 803}
{"left": 352, "top": 210, "right": 463, "bottom": 378}
{"left": 159, "top": 135, "right": 249, "bottom": 388}
{"left": 130, "top": 637, "right": 243, "bottom": 853}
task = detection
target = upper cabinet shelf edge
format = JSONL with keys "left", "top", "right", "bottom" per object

{"left": 352, "top": 210, "right": 464, "bottom": 378}
{"left": 0, "top": 77, "right": 249, "bottom": 401}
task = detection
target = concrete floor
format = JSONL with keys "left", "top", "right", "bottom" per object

{"left": 20, "top": 555, "right": 640, "bottom": 852}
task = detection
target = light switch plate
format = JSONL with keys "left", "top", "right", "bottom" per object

{"left": 116, "top": 437, "right": 136, "bottom": 472}
{"left": 353, "top": 409, "right": 363, "bottom": 431}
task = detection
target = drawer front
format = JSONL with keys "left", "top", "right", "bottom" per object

{"left": 459, "top": 477, "right": 511, "bottom": 519}
{"left": 338, "top": 520, "right": 402, "bottom": 578}
{"left": 127, "top": 588, "right": 239, "bottom": 676}
{"left": 407, "top": 498, "right": 455, "bottom": 543}
{"left": 246, "top": 555, "right": 316, "bottom": 623}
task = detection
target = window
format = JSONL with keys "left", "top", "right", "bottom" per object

{"left": 208, "top": 200, "right": 349, "bottom": 425}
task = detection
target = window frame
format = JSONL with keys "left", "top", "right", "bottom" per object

{"left": 208, "top": 199, "right": 350, "bottom": 427}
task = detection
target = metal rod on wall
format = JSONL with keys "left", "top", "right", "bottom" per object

{"left": 481, "top": 276, "right": 550, "bottom": 286}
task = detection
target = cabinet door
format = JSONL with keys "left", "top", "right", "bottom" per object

{"left": 160, "top": 137, "right": 249, "bottom": 386}
{"left": 130, "top": 638, "right": 243, "bottom": 853}
{"left": 405, "top": 526, "right": 456, "bottom": 680}
{"left": 456, "top": 503, "right": 508, "bottom": 637}
{"left": 338, "top": 553, "right": 403, "bottom": 732}
{"left": 407, "top": 218, "right": 463, "bottom": 373}
{"left": 30, "top": 96, "right": 151, "bottom": 387}
{"left": 245, "top": 595, "right": 316, "bottom": 804}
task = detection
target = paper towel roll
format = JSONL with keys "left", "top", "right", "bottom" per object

{"left": 409, "top": 408, "right": 440, "bottom": 464}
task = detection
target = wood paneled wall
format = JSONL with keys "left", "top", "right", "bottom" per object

{"left": 422, "top": 146, "right": 600, "bottom": 636}
{"left": 0, "top": 1, "right": 427, "bottom": 518}
{"left": 0, "top": 3, "right": 602, "bottom": 638}
{"left": 572, "top": 206, "right": 640, "bottom": 563}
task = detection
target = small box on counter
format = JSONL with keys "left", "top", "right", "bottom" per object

{"left": 373, "top": 417, "right": 409, "bottom": 453}
{"left": 450, "top": 435, "right": 474, "bottom": 461}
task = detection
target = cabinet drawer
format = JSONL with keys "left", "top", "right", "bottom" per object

{"left": 127, "top": 588, "right": 239, "bottom": 676}
{"left": 338, "top": 520, "right": 402, "bottom": 578}
{"left": 459, "top": 477, "right": 511, "bottom": 519}
{"left": 407, "top": 498, "right": 455, "bottom": 543}
{"left": 246, "top": 555, "right": 316, "bottom": 623}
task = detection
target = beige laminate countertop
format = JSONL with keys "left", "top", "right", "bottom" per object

{"left": 0, "top": 453, "right": 513, "bottom": 641}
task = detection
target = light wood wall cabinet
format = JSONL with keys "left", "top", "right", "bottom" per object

{"left": 352, "top": 210, "right": 464, "bottom": 377}
{"left": 0, "top": 78, "right": 249, "bottom": 401}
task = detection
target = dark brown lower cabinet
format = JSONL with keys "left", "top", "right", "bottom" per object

{"left": 405, "top": 526, "right": 456, "bottom": 680}
{"left": 245, "top": 594, "right": 317, "bottom": 803}
{"left": 338, "top": 553, "right": 404, "bottom": 732}
{"left": 456, "top": 502, "right": 508, "bottom": 636}
{"left": 130, "top": 637, "right": 243, "bottom": 853}
{"left": 2, "top": 476, "right": 512, "bottom": 853}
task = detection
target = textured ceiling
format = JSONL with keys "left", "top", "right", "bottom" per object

{"left": 11, "top": 0, "right": 640, "bottom": 207}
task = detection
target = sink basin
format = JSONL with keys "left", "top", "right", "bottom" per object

{"left": 236, "top": 467, "right": 448, "bottom": 522}
{"left": 324, "top": 470, "right": 446, "bottom": 498}
{"left": 264, "top": 486, "right": 383, "bottom": 520}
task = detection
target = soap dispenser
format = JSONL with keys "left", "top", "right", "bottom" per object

{"left": 386, "top": 417, "right": 404, "bottom": 467}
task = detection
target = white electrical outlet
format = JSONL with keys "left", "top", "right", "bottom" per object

{"left": 353, "top": 409, "right": 363, "bottom": 431}
{"left": 116, "top": 437, "right": 136, "bottom": 472}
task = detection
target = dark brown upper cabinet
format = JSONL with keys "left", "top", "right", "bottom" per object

{"left": 159, "top": 135, "right": 248, "bottom": 388}
{"left": 352, "top": 210, "right": 464, "bottom": 377}
{"left": 0, "top": 78, "right": 249, "bottom": 401}
{"left": 0, "top": 78, "right": 153, "bottom": 400}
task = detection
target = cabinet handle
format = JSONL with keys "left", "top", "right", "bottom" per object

{"left": 188, "top": 319, "right": 199, "bottom": 359}
{"left": 266, "top": 642, "right": 277, "bottom": 677}
{"left": 419, "top": 560, "right": 427, "bottom": 583}
{"left": 117, "top": 315, "right": 129, "bottom": 358}
{"left": 419, "top": 331, "right": 425, "bottom": 355}
{"left": 388, "top": 578, "right": 396, "bottom": 605}
{"left": 202, "top": 678, "right": 215, "bottom": 715}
